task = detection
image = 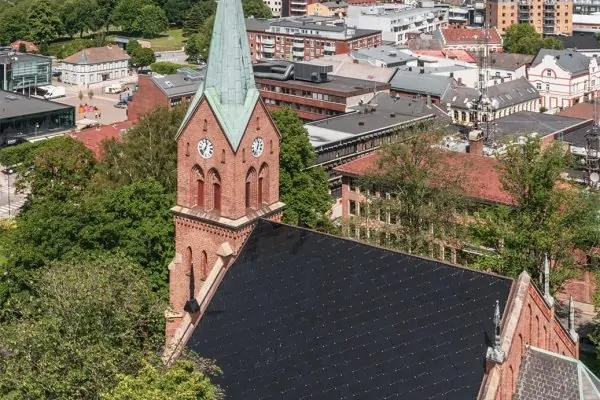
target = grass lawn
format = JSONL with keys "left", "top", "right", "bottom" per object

{"left": 149, "top": 29, "right": 185, "bottom": 51}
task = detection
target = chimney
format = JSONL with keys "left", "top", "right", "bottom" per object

{"left": 467, "top": 129, "right": 484, "bottom": 156}
{"left": 409, "top": 66, "right": 412, "bottom": 71}
{"left": 420, "top": 68, "right": 425, "bottom": 74}
{"left": 426, "top": 94, "right": 432, "bottom": 107}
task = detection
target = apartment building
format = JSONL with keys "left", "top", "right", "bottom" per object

{"left": 573, "top": 0, "right": 600, "bottom": 14}
{"left": 434, "top": 25, "right": 503, "bottom": 52}
{"left": 307, "top": 1, "right": 349, "bottom": 16}
{"left": 345, "top": 4, "right": 448, "bottom": 44}
{"left": 264, "top": 0, "right": 284, "bottom": 16}
{"left": 529, "top": 48, "right": 600, "bottom": 109}
{"left": 487, "top": 0, "right": 573, "bottom": 35}
{"left": 246, "top": 16, "right": 382, "bottom": 62}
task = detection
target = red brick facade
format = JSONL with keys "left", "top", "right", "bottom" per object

{"left": 167, "top": 97, "right": 284, "bottom": 339}
{"left": 128, "top": 75, "right": 170, "bottom": 121}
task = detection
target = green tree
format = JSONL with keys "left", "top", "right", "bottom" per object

{"left": 469, "top": 137, "right": 599, "bottom": 287}
{"left": 60, "top": 0, "right": 89, "bottom": 38}
{"left": 112, "top": 0, "right": 153, "bottom": 32}
{"left": 163, "top": 0, "right": 193, "bottom": 25}
{"left": 100, "top": 106, "right": 184, "bottom": 192}
{"left": 354, "top": 126, "right": 469, "bottom": 257}
{"left": 503, "top": 23, "right": 563, "bottom": 55}
{"left": 242, "top": 0, "right": 273, "bottom": 18}
{"left": 271, "top": 108, "right": 332, "bottom": 228}
{"left": 20, "top": 136, "right": 96, "bottom": 202}
{"left": 185, "top": 15, "right": 214, "bottom": 62}
{"left": 96, "top": 0, "right": 120, "bottom": 32}
{"left": 183, "top": 1, "right": 216, "bottom": 37}
{"left": 150, "top": 61, "right": 183, "bottom": 74}
{"left": 0, "top": 255, "right": 165, "bottom": 399}
{"left": 131, "top": 46, "right": 155, "bottom": 68}
{"left": 125, "top": 38, "right": 141, "bottom": 56}
{"left": 132, "top": 4, "right": 169, "bottom": 37}
{"left": 102, "top": 360, "right": 222, "bottom": 400}
{"left": 0, "top": 4, "right": 29, "bottom": 46}
{"left": 27, "top": 0, "right": 63, "bottom": 44}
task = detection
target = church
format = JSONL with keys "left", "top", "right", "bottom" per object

{"left": 162, "top": 0, "right": 597, "bottom": 397}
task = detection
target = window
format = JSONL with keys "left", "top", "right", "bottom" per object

{"left": 197, "top": 180, "right": 204, "bottom": 207}
{"left": 201, "top": 251, "right": 208, "bottom": 280}
{"left": 213, "top": 183, "right": 221, "bottom": 211}
{"left": 349, "top": 200, "right": 357, "bottom": 215}
{"left": 245, "top": 168, "right": 257, "bottom": 209}
{"left": 245, "top": 181, "right": 251, "bottom": 208}
{"left": 192, "top": 165, "right": 204, "bottom": 207}
{"left": 546, "top": 83, "right": 550, "bottom": 91}
{"left": 546, "top": 70, "right": 552, "bottom": 77}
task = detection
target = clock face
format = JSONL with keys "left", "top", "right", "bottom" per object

{"left": 198, "top": 138, "right": 214, "bottom": 159}
{"left": 251, "top": 137, "right": 264, "bottom": 157}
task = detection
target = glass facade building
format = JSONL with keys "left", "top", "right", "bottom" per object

{"left": 0, "top": 52, "right": 52, "bottom": 92}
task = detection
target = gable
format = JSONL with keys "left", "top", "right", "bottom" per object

{"left": 187, "top": 220, "right": 513, "bottom": 399}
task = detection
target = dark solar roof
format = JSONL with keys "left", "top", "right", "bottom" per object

{"left": 187, "top": 220, "right": 513, "bottom": 400}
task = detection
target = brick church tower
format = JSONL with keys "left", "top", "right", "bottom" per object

{"left": 166, "top": 0, "right": 285, "bottom": 340}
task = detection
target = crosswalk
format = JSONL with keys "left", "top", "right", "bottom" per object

{"left": 0, "top": 198, "right": 26, "bottom": 218}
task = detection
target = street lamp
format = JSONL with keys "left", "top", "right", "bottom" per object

{"left": 35, "top": 122, "right": 39, "bottom": 137}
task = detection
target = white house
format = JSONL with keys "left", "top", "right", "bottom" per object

{"left": 528, "top": 49, "right": 600, "bottom": 110}
{"left": 61, "top": 46, "right": 130, "bottom": 86}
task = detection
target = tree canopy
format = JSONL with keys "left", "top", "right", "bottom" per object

{"left": 504, "top": 23, "right": 564, "bottom": 55}
{"left": 271, "top": 108, "right": 333, "bottom": 229}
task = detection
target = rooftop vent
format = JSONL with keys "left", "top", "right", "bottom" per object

{"left": 165, "top": 81, "right": 174, "bottom": 88}
{"left": 358, "top": 121, "right": 365, "bottom": 126}
{"left": 390, "top": 113, "right": 396, "bottom": 117}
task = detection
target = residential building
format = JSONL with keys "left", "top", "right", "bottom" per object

{"left": 61, "top": 45, "right": 130, "bottom": 86}
{"left": 444, "top": 78, "right": 541, "bottom": 124}
{"left": 307, "top": 53, "right": 399, "bottom": 81}
{"left": 472, "top": 52, "right": 533, "bottom": 82}
{"left": 254, "top": 60, "right": 390, "bottom": 120}
{"left": 528, "top": 49, "right": 600, "bottom": 109}
{"left": 486, "top": 0, "right": 573, "bottom": 35}
{"left": 573, "top": 13, "right": 600, "bottom": 31}
{"left": 246, "top": 16, "right": 382, "bottom": 62}
{"left": 348, "top": 45, "right": 417, "bottom": 67}
{"left": 304, "top": 92, "right": 449, "bottom": 190}
{"left": 263, "top": 0, "right": 284, "bottom": 16}
{"left": 557, "top": 32, "right": 600, "bottom": 58}
{"left": 573, "top": 0, "right": 600, "bottom": 14}
{"left": 434, "top": 25, "right": 503, "bottom": 52}
{"left": 165, "top": 0, "right": 587, "bottom": 396}
{"left": 0, "top": 50, "right": 51, "bottom": 92}
{"left": 0, "top": 91, "right": 75, "bottom": 145}
{"left": 307, "top": 0, "right": 348, "bottom": 16}
{"left": 345, "top": 4, "right": 449, "bottom": 44}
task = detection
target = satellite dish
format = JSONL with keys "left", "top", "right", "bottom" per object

{"left": 590, "top": 172, "right": 600, "bottom": 183}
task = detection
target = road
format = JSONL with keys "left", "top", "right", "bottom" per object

{"left": 0, "top": 171, "right": 27, "bottom": 219}
{"left": 54, "top": 85, "right": 129, "bottom": 125}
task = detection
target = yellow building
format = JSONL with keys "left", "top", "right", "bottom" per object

{"left": 487, "top": 0, "right": 573, "bottom": 35}
{"left": 307, "top": 1, "right": 348, "bottom": 17}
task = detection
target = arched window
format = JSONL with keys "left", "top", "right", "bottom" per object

{"left": 256, "top": 116, "right": 260, "bottom": 130}
{"left": 534, "top": 316, "right": 540, "bottom": 347}
{"left": 527, "top": 304, "right": 532, "bottom": 343}
{"left": 269, "top": 139, "right": 273, "bottom": 154}
{"left": 207, "top": 168, "right": 221, "bottom": 212}
{"left": 186, "top": 246, "right": 194, "bottom": 300}
{"left": 191, "top": 165, "right": 204, "bottom": 208}
{"left": 246, "top": 167, "right": 257, "bottom": 209}
{"left": 203, "top": 119, "right": 208, "bottom": 131}
{"left": 185, "top": 142, "right": 190, "bottom": 156}
{"left": 221, "top": 149, "right": 225, "bottom": 164}
{"left": 506, "top": 365, "right": 514, "bottom": 400}
{"left": 201, "top": 251, "right": 208, "bottom": 280}
{"left": 259, "top": 163, "right": 269, "bottom": 204}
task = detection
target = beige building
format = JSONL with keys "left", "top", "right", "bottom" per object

{"left": 307, "top": 1, "right": 348, "bottom": 16}
{"left": 487, "top": 0, "right": 573, "bottom": 35}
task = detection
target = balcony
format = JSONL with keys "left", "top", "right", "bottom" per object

{"left": 263, "top": 46, "right": 275, "bottom": 54}
{"left": 518, "top": 13, "right": 530, "bottom": 20}
{"left": 324, "top": 44, "right": 335, "bottom": 52}
{"left": 264, "top": 38, "right": 274, "bottom": 45}
{"left": 474, "top": 1, "right": 485, "bottom": 8}
{"left": 292, "top": 50, "right": 304, "bottom": 57}
{"left": 292, "top": 40, "right": 305, "bottom": 48}
{"left": 290, "top": 0, "right": 306, "bottom": 4}
{"left": 544, "top": 19, "right": 555, "bottom": 25}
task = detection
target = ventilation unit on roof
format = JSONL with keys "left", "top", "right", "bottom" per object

{"left": 165, "top": 81, "right": 174, "bottom": 88}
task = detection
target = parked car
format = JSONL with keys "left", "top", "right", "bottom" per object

{"left": 2, "top": 167, "right": 16, "bottom": 175}
{"left": 114, "top": 101, "right": 128, "bottom": 109}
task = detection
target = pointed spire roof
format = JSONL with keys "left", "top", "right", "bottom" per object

{"left": 177, "top": 0, "right": 259, "bottom": 152}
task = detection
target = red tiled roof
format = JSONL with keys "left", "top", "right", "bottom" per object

{"left": 11, "top": 40, "right": 38, "bottom": 53}
{"left": 63, "top": 45, "right": 129, "bottom": 65}
{"left": 334, "top": 150, "right": 513, "bottom": 205}
{"left": 441, "top": 27, "right": 502, "bottom": 45}
{"left": 556, "top": 103, "right": 596, "bottom": 120}
{"left": 69, "top": 120, "right": 135, "bottom": 158}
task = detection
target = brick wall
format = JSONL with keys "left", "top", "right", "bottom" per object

{"left": 128, "top": 75, "right": 169, "bottom": 121}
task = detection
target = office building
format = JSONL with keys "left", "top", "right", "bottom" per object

{"left": 0, "top": 50, "right": 51, "bottom": 92}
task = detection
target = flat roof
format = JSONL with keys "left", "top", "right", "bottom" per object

{"left": 0, "top": 52, "right": 51, "bottom": 64}
{"left": 492, "top": 111, "right": 591, "bottom": 141}
{"left": 0, "top": 91, "right": 74, "bottom": 119}
{"left": 151, "top": 70, "right": 204, "bottom": 97}
{"left": 305, "top": 93, "right": 445, "bottom": 146}
{"left": 258, "top": 74, "right": 389, "bottom": 95}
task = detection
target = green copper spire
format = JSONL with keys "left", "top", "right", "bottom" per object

{"left": 177, "top": 0, "right": 259, "bottom": 152}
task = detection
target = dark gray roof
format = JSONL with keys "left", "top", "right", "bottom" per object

{"left": 492, "top": 111, "right": 589, "bottom": 141}
{"left": 532, "top": 49, "right": 590, "bottom": 74}
{"left": 557, "top": 32, "right": 600, "bottom": 50}
{"left": 151, "top": 71, "right": 204, "bottom": 97}
{"left": 515, "top": 346, "right": 600, "bottom": 400}
{"left": 444, "top": 78, "right": 539, "bottom": 110}
{"left": 305, "top": 92, "right": 448, "bottom": 146}
{"left": 187, "top": 219, "right": 514, "bottom": 400}
{"left": 0, "top": 52, "right": 50, "bottom": 65}
{"left": 559, "top": 121, "right": 597, "bottom": 148}
{"left": 471, "top": 52, "right": 534, "bottom": 71}
{"left": 0, "top": 91, "right": 74, "bottom": 119}
{"left": 389, "top": 69, "right": 453, "bottom": 97}
{"left": 245, "top": 17, "right": 379, "bottom": 39}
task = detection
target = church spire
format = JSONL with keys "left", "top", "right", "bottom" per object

{"left": 177, "top": 0, "right": 260, "bottom": 151}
